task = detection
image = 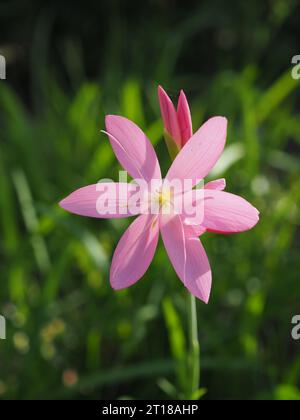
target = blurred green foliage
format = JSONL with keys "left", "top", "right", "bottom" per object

{"left": 0, "top": 0, "right": 300, "bottom": 400}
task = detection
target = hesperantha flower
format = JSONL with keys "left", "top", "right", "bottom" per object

{"left": 59, "top": 112, "right": 259, "bottom": 304}
{"left": 158, "top": 85, "right": 193, "bottom": 155}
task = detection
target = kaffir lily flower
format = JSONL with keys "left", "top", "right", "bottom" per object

{"left": 158, "top": 85, "right": 193, "bottom": 154}
{"left": 59, "top": 115, "right": 259, "bottom": 303}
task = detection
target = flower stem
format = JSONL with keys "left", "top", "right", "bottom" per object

{"left": 188, "top": 293, "right": 200, "bottom": 398}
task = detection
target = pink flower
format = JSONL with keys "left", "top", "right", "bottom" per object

{"left": 158, "top": 85, "right": 193, "bottom": 152}
{"left": 59, "top": 115, "right": 259, "bottom": 303}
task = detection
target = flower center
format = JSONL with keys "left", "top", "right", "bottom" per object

{"left": 151, "top": 187, "right": 173, "bottom": 213}
{"left": 159, "top": 190, "right": 171, "bottom": 206}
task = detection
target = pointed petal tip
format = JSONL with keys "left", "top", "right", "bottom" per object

{"left": 59, "top": 195, "right": 80, "bottom": 215}
{"left": 59, "top": 197, "right": 69, "bottom": 211}
{"left": 199, "top": 276, "right": 212, "bottom": 304}
{"left": 213, "top": 115, "right": 228, "bottom": 125}
{"left": 206, "top": 115, "right": 228, "bottom": 127}
{"left": 110, "top": 278, "right": 124, "bottom": 291}
{"left": 188, "top": 281, "right": 211, "bottom": 304}
{"left": 158, "top": 84, "right": 166, "bottom": 95}
{"left": 221, "top": 116, "right": 228, "bottom": 127}
{"left": 177, "top": 90, "right": 190, "bottom": 111}
{"left": 105, "top": 114, "right": 128, "bottom": 127}
{"left": 218, "top": 178, "right": 227, "bottom": 190}
{"left": 110, "top": 274, "right": 136, "bottom": 291}
{"left": 158, "top": 85, "right": 171, "bottom": 103}
{"left": 58, "top": 191, "right": 87, "bottom": 216}
{"left": 109, "top": 265, "right": 124, "bottom": 290}
{"left": 253, "top": 208, "right": 260, "bottom": 223}
{"left": 178, "top": 89, "right": 187, "bottom": 101}
{"left": 104, "top": 115, "right": 114, "bottom": 131}
{"left": 105, "top": 114, "right": 117, "bottom": 124}
{"left": 202, "top": 293, "right": 210, "bottom": 304}
{"left": 205, "top": 178, "right": 226, "bottom": 191}
{"left": 241, "top": 209, "right": 260, "bottom": 232}
{"left": 250, "top": 204, "right": 260, "bottom": 223}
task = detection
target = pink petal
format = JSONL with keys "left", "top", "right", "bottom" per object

{"left": 59, "top": 183, "right": 146, "bottom": 218}
{"left": 205, "top": 178, "right": 226, "bottom": 191}
{"left": 105, "top": 115, "right": 161, "bottom": 183}
{"left": 158, "top": 85, "right": 181, "bottom": 148}
{"left": 192, "top": 225, "right": 207, "bottom": 236}
{"left": 166, "top": 116, "right": 228, "bottom": 189}
{"left": 177, "top": 90, "right": 193, "bottom": 146}
{"left": 203, "top": 189, "right": 260, "bottom": 233}
{"left": 110, "top": 214, "right": 159, "bottom": 289}
{"left": 160, "top": 214, "right": 212, "bottom": 303}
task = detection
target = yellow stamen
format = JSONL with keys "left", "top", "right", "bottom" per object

{"left": 152, "top": 188, "right": 172, "bottom": 211}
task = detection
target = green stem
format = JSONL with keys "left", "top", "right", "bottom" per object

{"left": 188, "top": 294, "right": 200, "bottom": 398}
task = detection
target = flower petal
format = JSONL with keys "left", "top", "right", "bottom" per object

{"left": 59, "top": 183, "right": 146, "bottom": 218}
{"left": 205, "top": 178, "right": 226, "bottom": 191}
{"left": 158, "top": 85, "right": 181, "bottom": 148}
{"left": 177, "top": 90, "right": 193, "bottom": 146}
{"left": 203, "top": 189, "right": 260, "bottom": 233}
{"left": 192, "top": 225, "right": 207, "bottom": 237}
{"left": 166, "top": 117, "right": 227, "bottom": 189}
{"left": 105, "top": 115, "right": 161, "bottom": 183}
{"left": 160, "top": 214, "right": 212, "bottom": 303}
{"left": 110, "top": 214, "right": 159, "bottom": 289}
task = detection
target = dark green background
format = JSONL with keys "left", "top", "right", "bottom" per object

{"left": 0, "top": 0, "right": 300, "bottom": 400}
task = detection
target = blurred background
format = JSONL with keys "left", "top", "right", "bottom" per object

{"left": 0, "top": 0, "right": 300, "bottom": 400}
